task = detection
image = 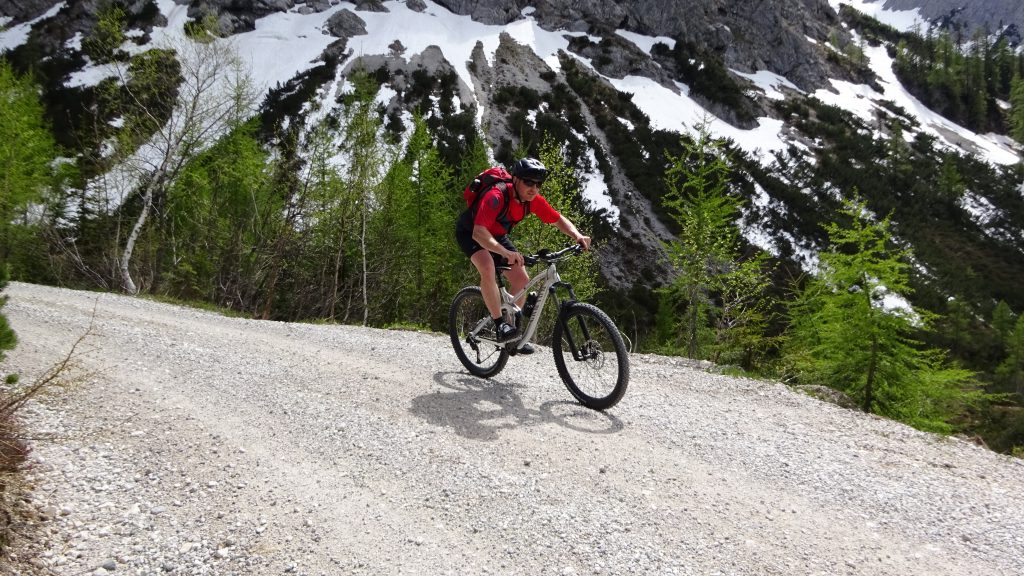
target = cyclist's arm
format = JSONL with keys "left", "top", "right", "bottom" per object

{"left": 552, "top": 216, "right": 591, "bottom": 250}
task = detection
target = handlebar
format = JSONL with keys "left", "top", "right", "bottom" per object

{"left": 523, "top": 243, "right": 584, "bottom": 266}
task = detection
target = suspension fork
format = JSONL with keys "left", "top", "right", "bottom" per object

{"left": 553, "top": 281, "right": 594, "bottom": 362}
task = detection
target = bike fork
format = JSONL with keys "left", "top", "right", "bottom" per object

{"left": 554, "top": 284, "right": 595, "bottom": 362}
{"left": 561, "top": 315, "right": 596, "bottom": 361}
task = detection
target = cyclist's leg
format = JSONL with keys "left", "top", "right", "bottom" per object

{"left": 470, "top": 249, "right": 502, "bottom": 319}
{"left": 495, "top": 236, "right": 529, "bottom": 306}
{"left": 504, "top": 266, "right": 528, "bottom": 306}
{"left": 457, "top": 224, "right": 503, "bottom": 319}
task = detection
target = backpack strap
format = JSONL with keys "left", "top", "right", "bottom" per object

{"left": 469, "top": 180, "right": 509, "bottom": 216}
{"left": 494, "top": 181, "right": 512, "bottom": 221}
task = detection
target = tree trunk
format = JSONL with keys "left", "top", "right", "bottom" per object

{"left": 686, "top": 285, "right": 699, "bottom": 358}
{"left": 861, "top": 272, "right": 877, "bottom": 413}
{"left": 329, "top": 225, "right": 344, "bottom": 320}
{"left": 863, "top": 333, "right": 878, "bottom": 413}
{"left": 120, "top": 183, "right": 157, "bottom": 295}
{"left": 361, "top": 201, "right": 368, "bottom": 326}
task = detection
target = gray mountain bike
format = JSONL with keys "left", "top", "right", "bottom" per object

{"left": 448, "top": 244, "right": 630, "bottom": 410}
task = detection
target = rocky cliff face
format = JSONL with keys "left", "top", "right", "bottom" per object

{"left": 433, "top": 0, "right": 849, "bottom": 90}
{"left": 0, "top": 0, "right": 56, "bottom": 24}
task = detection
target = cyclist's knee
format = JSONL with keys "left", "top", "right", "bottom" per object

{"left": 470, "top": 251, "right": 495, "bottom": 278}
{"left": 506, "top": 267, "right": 529, "bottom": 291}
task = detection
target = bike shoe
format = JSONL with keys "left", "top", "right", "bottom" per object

{"left": 494, "top": 320, "right": 518, "bottom": 342}
{"left": 517, "top": 343, "right": 535, "bottom": 355}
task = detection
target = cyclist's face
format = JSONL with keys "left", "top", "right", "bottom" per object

{"left": 515, "top": 177, "right": 542, "bottom": 202}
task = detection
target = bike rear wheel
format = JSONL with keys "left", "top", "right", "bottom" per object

{"left": 553, "top": 302, "right": 629, "bottom": 410}
{"left": 449, "top": 286, "right": 509, "bottom": 378}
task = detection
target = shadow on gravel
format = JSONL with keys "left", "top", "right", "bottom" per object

{"left": 407, "top": 371, "right": 623, "bottom": 440}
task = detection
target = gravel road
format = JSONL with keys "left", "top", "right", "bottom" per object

{"left": 1, "top": 281, "right": 1023, "bottom": 576}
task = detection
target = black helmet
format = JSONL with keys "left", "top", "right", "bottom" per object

{"left": 510, "top": 157, "right": 548, "bottom": 182}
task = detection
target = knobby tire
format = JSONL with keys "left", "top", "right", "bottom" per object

{"left": 449, "top": 286, "right": 509, "bottom": 378}
{"left": 552, "top": 302, "right": 630, "bottom": 410}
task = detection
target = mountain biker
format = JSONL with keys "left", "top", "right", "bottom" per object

{"left": 455, "top": 157, "right": 591, "bottom": 354}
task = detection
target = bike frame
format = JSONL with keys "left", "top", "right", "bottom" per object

{"left": 469, "top": 253, "right": 580, "bottom": 350}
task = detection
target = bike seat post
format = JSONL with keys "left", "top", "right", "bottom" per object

{"left": 495, "top": 265, "right": 511, "bottom": 288}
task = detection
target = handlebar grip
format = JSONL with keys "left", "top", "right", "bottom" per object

{"left": 526, "top": 243, "right": 585, "bottom": 263}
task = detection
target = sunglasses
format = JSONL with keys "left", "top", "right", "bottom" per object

{"left": 520, "top": 178, "right": 543, "bottom": 189}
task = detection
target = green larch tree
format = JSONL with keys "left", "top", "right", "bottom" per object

{"left": 1010, "top": 74, "right": 1024, "bottom": 144}
{"left": 991, "top": 301, "right": 1017, "bottom": 345}
{"left": 164, "top": 120, "right": 273, "bottom": 308}
{"left": 515, "top": 134, "right": 597, "bottom": 298}
{"left": 372, "top": 113, "right": 458, "bottom": 328}
{"left": 713, "top": 251, "right": 776, "bottom": 370}
{"left": 339, "top": 71, "right": 391, "bottom": 325}
{"left": 0, "top": 59, "right": 60, "bottom": 268}
{"left": 658, "top": 120, "right": 740, "bottom": 359}
{"left": 996, "top": 315, "right": 1024, "bottom": 399}
{"left": 784, "top": 196, "right": 981, "bottom": 433}
{"left": 0, "top": 267, "right": 15, "bottom": 363}
{"left": 296, "top": 115, "right": 354, "bottom": 321}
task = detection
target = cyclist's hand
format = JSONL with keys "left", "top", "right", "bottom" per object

{"left": 576, "top": 235, "right": 592, "bottom": 251}
{"left": 504, "top": 249, "right": 525, "bottom": 267}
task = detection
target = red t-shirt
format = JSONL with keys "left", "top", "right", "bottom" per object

{"left": 473, "top": 185, "right": 560, "bottom": 236}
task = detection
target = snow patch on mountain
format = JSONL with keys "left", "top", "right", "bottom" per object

{"left": 814, "top": 43, "right": 1019, "bottom": 166}
{"left": 0, "top": 2, "right": 65, "bottom": 52}
{"left": 829, "top": 0, "right": 926, "bottom": 32}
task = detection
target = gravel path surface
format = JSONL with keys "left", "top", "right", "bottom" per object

{"left": 1, "top": 281, "right": 1023, "bottom": 575}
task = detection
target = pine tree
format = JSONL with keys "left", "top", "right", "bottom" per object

{"left": 784, "top": 196, "right": 981, "bottom": 432}
{"left": 658, "top": 120, "right": 741, "bottom": 358}
{"left": 996, "top": 315, "right": 1024, "bottom": 399}
{"left": 992, "top": 301, "right": 1017, "bottom": 345}
{"left": 0, "top": 59, "right": 59, "bottom": 270}
{"left": 339, "top": 71, "right": 391, "bottom": 325}
{"left": 1009, "top": 74, "right": 1024, "bottom": 144}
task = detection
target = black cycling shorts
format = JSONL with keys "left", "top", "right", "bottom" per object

{"left": 455, "top": 223, "right": 518, "bottom": 266}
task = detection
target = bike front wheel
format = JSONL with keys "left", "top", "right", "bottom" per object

{"left": 449, "top": 286, "right": 509, "bottom": 378}
{"left": 553, "top": 302, "right": 630, "bottom": 410}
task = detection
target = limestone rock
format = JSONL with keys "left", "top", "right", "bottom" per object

{"left": 325, "top": 9, "right": 368, "bottom": 39}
